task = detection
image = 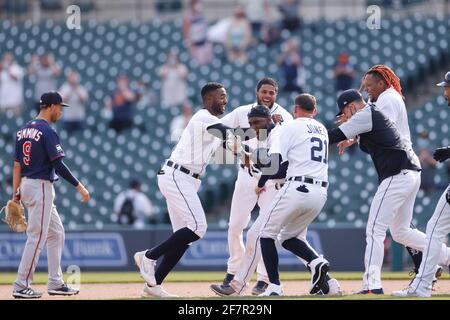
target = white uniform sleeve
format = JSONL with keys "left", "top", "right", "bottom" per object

{"left": 339, "top": 107, "right": 373, "bottom": 139}
{"left": 220, "top": 108, "right": 240, "bottom": 128}
{"left": 268, "top": 126, "right": 281, "bottom": 155}
{"left": 278, "top": 125, "right": 293, "bottom": 163}
{"left": 376, "top": 93, "right": 398, "bottom": 124}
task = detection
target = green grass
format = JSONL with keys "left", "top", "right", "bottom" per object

{"left": 1, "top": 271, "right": 448, "bottom": 285}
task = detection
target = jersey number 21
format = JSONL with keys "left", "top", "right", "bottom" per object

{"left": 310, "top": 137, "right": 328, "bottom": 164}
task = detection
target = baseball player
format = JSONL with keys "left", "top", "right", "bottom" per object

{"left": 211, "top": 98, "right": 341, "bottom": 297}
{"left": 217, "top": 77, "right": 292, "bottom": 294}
{"left": 328, "top": 89, "right": 450, "bottom": 294}
{"left": 133, "top": 82, "right": 247, "bottom": 297}
{"left": 12, "top": 92, "right": 90, "bottom": 299}
{"left": 340, "top": 65, "right": 443, "bottom": 283}
{"left": 393, "top": 71, "right": 450, "bottom": 297}
{"left": 214, "top": 78, "right": 336, "bottom": 295}
{"left": 256, "top": 94, "right": 332, "bottom": 296}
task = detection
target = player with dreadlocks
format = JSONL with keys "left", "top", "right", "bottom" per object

{"left": 337, "top": 65, "right": 445, "bottom": 291}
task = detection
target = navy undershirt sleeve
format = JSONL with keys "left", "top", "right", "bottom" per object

{"left": 52, "top": 158, "right": 79, "bottom": 187}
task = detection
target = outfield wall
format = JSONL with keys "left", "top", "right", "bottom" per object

{"left": 0, "top": 228, "right": 366, "bottom": 272}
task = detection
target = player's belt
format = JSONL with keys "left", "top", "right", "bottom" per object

{"left": 166, "top": 160, "right": 200, "bottom": 179}
{"left": 287, "top": 176, "right": 328, "bottom": 188}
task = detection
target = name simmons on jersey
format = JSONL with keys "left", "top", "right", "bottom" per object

{"left": 16, "top": 128, "right": 43, "bottom": 142}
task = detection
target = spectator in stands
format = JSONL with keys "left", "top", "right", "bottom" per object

{"left": 28, "top": 53, "right": 61, "bottom": 111}
{"left": 0, "top": 52, "right": 24, "bottom": 115}
{"left": 114, "top": 179, "right": 155, "bottom": 229}
{"left": 260, "top": 1, "right": 282, "bottom": 46}
{"left": 278, "top": 0, "right": 302, "bottom": 32}
{"left": 170, "top": 102, "right": 193, "bottom": 143}
{"left": 333, "top": 52, "right": 356, "bottom": 93}
{"left": 159, "top": 50, "right": 188, "bottom": 109}
{"left": 105, "top": 74, "right": 137, "bottom": 133}
{"left": 182, "top": 0, "right": 213, "bottom": 65}
{"left": 224, "top": 4, "right": 252, "bottom": 64}
{"left": 136, "top": 78, "right": 157, "bottom": 110}
{"left": 277, "top": 37, "right": 305, "bottom": 93}
{"left": 59, "top": 71, "right": 88, "bottom": 133}
{"left": 245, "top": 0, "right": 265, "bottom": 34}
{"left": 417, "top": 131, "right": 437, "bottom": 194}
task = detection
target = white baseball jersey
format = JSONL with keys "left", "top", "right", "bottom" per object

{"left": 221, "top": 102, "right": 293, "bottom": 128}
{"left": 169, "top": 109, "right": 222, "bottom": 175}
{"left": 279, "top": 117, "right": 329, "bottom": 182}
{"left": 221, "top": 102, "right": 294, "bottom": 281}
{"left": 372, "top": 88, "right": 419, "bottom": 162}
{"left": 222, "top": 102, "right": 293, "bottom": 161}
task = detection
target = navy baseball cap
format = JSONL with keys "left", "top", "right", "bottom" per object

{"left": 336, "top": 89, "right": 363, "bottom": 115}
{"left": 247, "top": 105, "right": 271, "bottom": 118}
{"left": 436, "top": 71, "right": 450, "bottom": 87}
{"left": 39, "top": 91, "right": 70, "bottom": 108}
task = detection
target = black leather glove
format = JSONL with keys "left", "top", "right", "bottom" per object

{"left": 433, "top": 147, "right": 450, "bottom": 162}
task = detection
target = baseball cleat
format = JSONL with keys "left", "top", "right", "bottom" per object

{"left": 137, "top": 253, "right": 157, "bottom": 286}
{"left": 133, "top": 250, "right": 147, "bottom": 269}
{"left": 210, "top": 284, "right": 238, "bottom": 296}
{"left": 251, "top": 281, "right": 268, "bottom": 296}
{"left": 258, "top": 283, "right": 284, "bottom": 296}
{"left": 356, "top": 288, "right": 384, "bottom": 295}
{"left": 48, "top": 284, "right": 79, "bottom": 296}
{"left": 409, "top": 265, "right": 443, "bottom": 289}
{"left": 221, "top": 273, "right": 235, "bottom": 287}
{"left": 392, "top": 287, "right": 430, "bottom": 298}
{"left": 12, "top": 287, "right": 43, "bottom": 299}
{"left": 142, "top": 283, "right": 178, "bottom": 298}
{"left": 309, "top": 256, "right": 330, "bottom": 294}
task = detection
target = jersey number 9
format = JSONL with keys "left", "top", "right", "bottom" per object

{"left": 310, "top": 137, "right": 328, "bottom": 164}
{"left": 23, "top": 141, "right": 32, "bottom": 166}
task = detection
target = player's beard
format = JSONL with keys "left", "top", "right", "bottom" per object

{"left": 211, "top": 101, "right": 224, "bottom": 116}
{"left": 257, "top": 98, "right": 274, "bottom": 109}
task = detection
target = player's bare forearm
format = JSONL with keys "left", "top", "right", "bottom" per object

{"left": 12, "top": 161, "right": 21, "bottom": 202}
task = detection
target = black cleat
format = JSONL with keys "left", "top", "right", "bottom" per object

{"left": 251, "top": 281, "right": 268, "bottom": 295}
{"left": 48, "top": 284, "right": 79, "bottom": 296}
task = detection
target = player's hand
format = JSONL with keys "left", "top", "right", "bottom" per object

{"left": 335, "top": 114, "right": 348, "bottom": 126}
{"left": 433, "top": 147, "right": 450, "bottom": 162}
{"left": 12, "top": 190, "right": 20, "bottom": 203}
{"left": 76, "top": 183, "right": 90, "bottom": 203}
{"left": 248, "top": 164, "right": 262, "bottom": 179}
{"left": 337, "top": 139, "right": 356, "bottom": 155}
{"left": 255, "top": 186, "right": 266, "bottom": 195}
{"left": 272, "top": 114, "right": 283, "bottom": 124}
{"left": 226, "top": 133, "right": 243, "bottom": 154}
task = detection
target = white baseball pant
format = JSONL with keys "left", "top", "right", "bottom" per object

{"left": 231, "top": 180, "right": 326, "bottom": 293}
{"left": 14, "top": 177, "right": 65, "bottom": 291}
{"left": 409, "top": 185, "right": 450, "bottom": 296}
{"left": 227, "top": 166, "right": 280, "bottom": 282}
{"left": 157, "top": 165, "right": 207, "bottom": 238}
{"left": 363, "top": 170, "right": 450, "bottom": 290}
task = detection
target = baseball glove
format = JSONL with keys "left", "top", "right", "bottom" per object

{"left": 1, "top": 200, "right": 27, "bottom": 233}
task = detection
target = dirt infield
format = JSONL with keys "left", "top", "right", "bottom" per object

{"left": 1, "top": 280, "right": 450, "bottom": 299}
